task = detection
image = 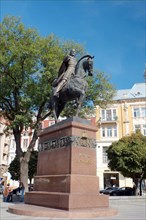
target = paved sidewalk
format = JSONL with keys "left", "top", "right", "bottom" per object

{"left": 0, "top": 195, "right": 146, "bottom": 219}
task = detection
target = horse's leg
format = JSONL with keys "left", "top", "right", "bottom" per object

{"left": 75, "top": 90, "right": 85, "bottom": 117}
{"left": 52, "top": 96, "right": 66, "bottom": 123}
{"left": 56, "top": 102, "right": 66, "bottom": 119}
{"left": 52, "top": 96, "right": 59, "bottom": 123}
{"left": 51, "top": 88, "right": 58, "bottom": 123}
{"left": 75, "top": 82, "right": 88, "bottom": 117}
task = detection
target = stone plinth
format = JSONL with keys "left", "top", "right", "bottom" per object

{"left": 25, "top": 117, "right": 108, "bottom": 210}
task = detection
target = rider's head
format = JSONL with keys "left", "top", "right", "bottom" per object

{"left": 70, "top": 49, "right": 76, "bottom": 56}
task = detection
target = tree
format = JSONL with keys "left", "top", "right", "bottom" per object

{"left": 0, "top": 16, "right": 115, "bottom": 190}
{"left": 107, "top": 131, "right": 146, "bottom": 195}
{"left": 8, "top": 151, "right": 38, "bottom": 184}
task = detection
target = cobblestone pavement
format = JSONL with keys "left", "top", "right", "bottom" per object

{"left": 0, "top": 195, "right": 146, "bottom": 220}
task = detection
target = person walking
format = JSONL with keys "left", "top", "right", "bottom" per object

{"left": 17, "top": 181, "right": 25, "bottom": 202}
{"left": 3, "top": 183, "right": 13, "bottom": 202}
{"left": 2, "top": 182, "right": 8, "bottom": 202}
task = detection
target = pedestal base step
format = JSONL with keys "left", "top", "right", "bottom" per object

{"left": 8, "top": 204, "right": 118, "bottom": 219}
{"left": 25, "top": 191, "right": 109, "bottom": 210}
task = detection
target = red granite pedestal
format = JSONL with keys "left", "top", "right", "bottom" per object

{"left": 25, "top": 117, "right": 109, "bottom": 210}
{"left": 8, "top": 118, "right": 117, "bottom": 218}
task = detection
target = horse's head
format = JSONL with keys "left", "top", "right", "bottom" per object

{"left": 75, "top": 55, "right": 94, "bottom": 77}
{"left": 86, "top": 56, "right": 94, "bottom": 76}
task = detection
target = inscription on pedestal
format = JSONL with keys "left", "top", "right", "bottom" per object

{"left": 77, "top": 153, "right": 93, "bottom": 164}
{"left": 38, "top": 136, "right": 96, "bottom": 152}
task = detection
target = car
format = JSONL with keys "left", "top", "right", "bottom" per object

{"left": 99, "top": 186, "right": 119, "bottom": 195}
{"left": 108, "top": 187, "right": 134, "bottom": 196}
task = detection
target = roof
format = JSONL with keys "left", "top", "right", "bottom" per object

{"left": 113, "top": 83, "right": 146, "bottom": 100}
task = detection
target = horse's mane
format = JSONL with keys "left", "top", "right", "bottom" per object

{"left": 75, "top": 54, "right": 94, "bottom": 74}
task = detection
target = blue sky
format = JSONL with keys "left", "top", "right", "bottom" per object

{"left": 1, "top": 0, "right": 145, "bottom": 90}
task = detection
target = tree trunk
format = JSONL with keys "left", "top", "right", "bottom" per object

{"left": 19, "top": 128, "right": 39, "bottom": 191}
{"left": 133, "top": 178, "right": 139, "bottom": 196}
{"left": 139, "top": 179, "right": 142, "bottom": 196}
{"left": 13, "top": 128, "right": 23, "bottom": 158}
{"left": 13, "top": 124, "right": 39, "bottom": 192}
{"left": 139, "top": 173, "right": 144, "bottom": 196}
{"left": 20, "top": 150, "right": 31, "bottom": 192}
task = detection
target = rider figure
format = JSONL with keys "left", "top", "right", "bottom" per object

{"left": 53, "top": 49, "right": 77, "bottom": 97}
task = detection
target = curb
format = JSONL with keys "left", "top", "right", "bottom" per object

{"left": 109, "top": 196, "right": 146, "bottom": 200}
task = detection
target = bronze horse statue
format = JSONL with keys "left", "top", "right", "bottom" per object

{"left": 48, "top": 55, "right": 94, "bottom": 123}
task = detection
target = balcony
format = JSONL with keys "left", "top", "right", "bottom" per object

{"left": 98, "top": 116, "right": 118, "bottom": 124}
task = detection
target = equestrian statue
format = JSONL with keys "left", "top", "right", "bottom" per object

{"left": 47, "top": 49, "right": 94, "bottom": 123}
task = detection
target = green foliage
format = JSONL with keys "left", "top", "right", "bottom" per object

{"left": 8, "top": 151, "right": 38, "bottom": 181}
{"left": 107, "top": 131, "right": 146, "bottom": 179}
{"left": 0, "top": 16, "right": 60, "bottom": 130}
{"left": 8, "top": 155, "right": 20, "bottom": 180}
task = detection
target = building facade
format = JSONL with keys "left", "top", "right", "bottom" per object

{"left": 96, "top": 83, "right": 146, "bottom": 189}
{"left": 0, "top": 119, "right": 38, "bottom": 181}
{"left": 0, "top": 118, "right": 11, "bottom": 179}
{"left": 0, "top": 116, "right": 65, "bottom": 181}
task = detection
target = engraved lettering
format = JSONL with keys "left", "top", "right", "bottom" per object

{"left": 38, "top": 136, "right": 96, "bottom": 152}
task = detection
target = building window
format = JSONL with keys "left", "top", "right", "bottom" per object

{"left": 134, "top": 124, "right": 146, "bottom": 135}
{"left": 113, "top": 109, "right": 117, "bottom": 120}
{"left": 101, "top": 126, "right": 117, "bottom": 138}
{"left": 101, "top": 109, "right": 117, "bottom": 121}
{"left": 134, "top": 124, "right": 141, "bottom": 132}
{"left": 102, "top": 127, "right": 106, "bottom": 137}
{"left": 133, "top": 108, "right": 140, "bottom": 118}
{"left": 113, "top": 127, "right": 117, "bottom": 137}
{"left": 106, "top": 110, "right": 112, "bottom": 121}
{"left": 104, "top": 173, "right": 119, "bottom": 188}
{"left": 107, "top": 126, "right": 112, "bottom": 137}
{"left": 141, "top": 107, "right": 146, "bottom": 117}
{"left": 101, "top": 110, "right": 105, "bottom": 121}
{"left": 102, "top": 146, "right": 108, "bottom": 164}
{"left": 133, "top": 107, "right": 146, "bottom": 118}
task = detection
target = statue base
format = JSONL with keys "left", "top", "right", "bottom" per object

{"left": 25, "top": 117, "right": 109, "bottom": 210}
